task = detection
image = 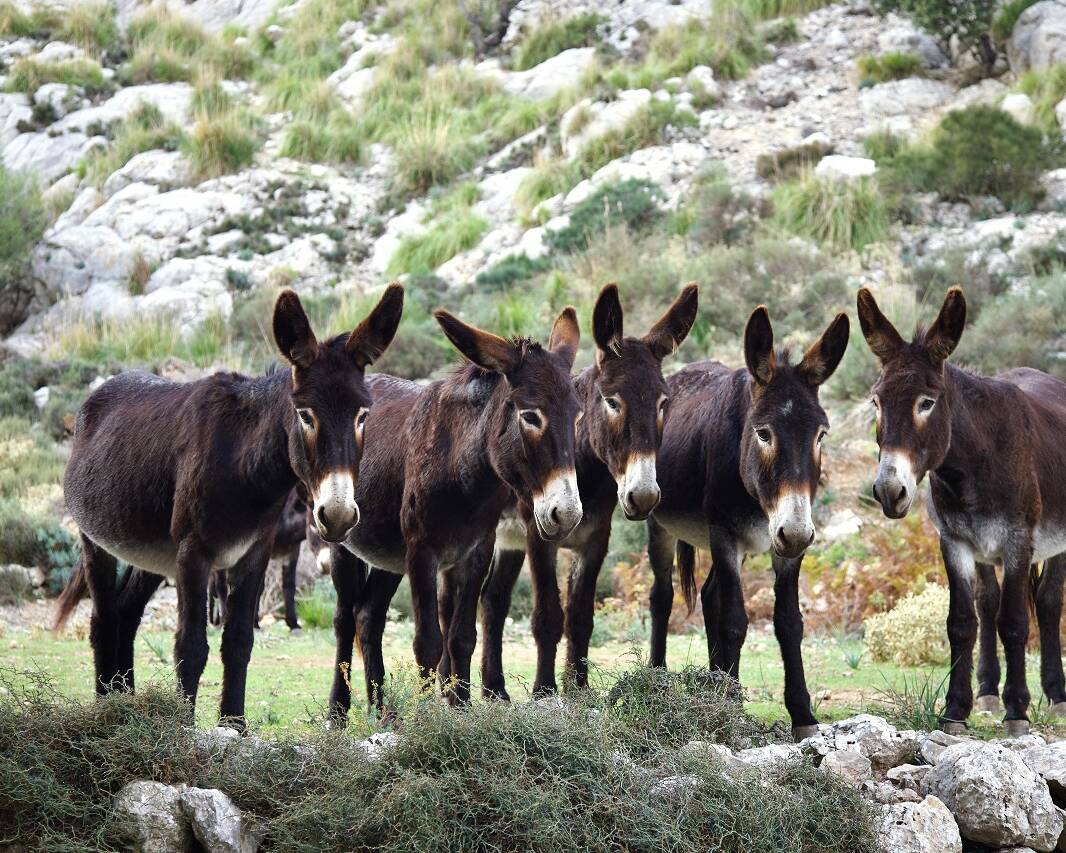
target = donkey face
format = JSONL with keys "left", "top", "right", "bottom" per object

{"left": 740, "top": 307, "right": 849, "bottom": 559}
{"left": 274, "top": 285, "right": 403, "bottom": 542}
{"left": 586, "top": 283, "right": 699, "bottom": 520}
{"left": 434, "top": 307, "right": 584, "bottom": 541}
{"left": 857, "top": 286, "right": 965, "bottom": 519}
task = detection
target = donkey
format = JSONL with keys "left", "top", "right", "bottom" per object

{"left": 209, "top": 486, "right": 311, "bottom": 631}
{"left": 327, "top": 307, "right": 584, "bottom": 716}
{"left": 647, "top": 306, "right": 849, "bottom": 739}
{"left": 478, "top": 283, "right": 699, "bottom": 698}
{"left": 55, "top": 286, "right": 403, "bottom": 726}
{"left": 857, "top": 285, "right": 1066, "bottom": 734}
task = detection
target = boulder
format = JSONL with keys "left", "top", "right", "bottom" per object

{"left": 833, "top": 715, "right": 919, "bottom": 772}
{"left": 878, "top": 795, "right": 963, "bottom": 853}
{"left": 1019, "top": 741, "right": 1066, "bottom": 803}
{"left": 503, "top": 48, "right": 598, "bottom": 100}
{"left": 887, "top": 764, "right": 931, "bottom": 792}
{"left": 860, "top": 78, "right": 953, "bottom": 120}
{"left": 2, "top": 131, "right": 101, "bottom": 182}
{"left": 821, "top": 750, "right": 873, "bottom": 787}
{"left": 0, "top": 93, "right": 32, "bottom": 148}
{"left": 814, "top": 155, "right": 877, "bottom": 181}
{"left": 180, "top": 787, "right": 261, "bottom": 853}
{"left": 54, "top": 83, "right": 194, "bottom": 135}
{"left": 561, "top": 89, "right": 652, "bottom": 157}
{"left": 1001, "top": 92, "right": 1037, "bottom": 125}
{"left": 102, "top": 151, "right": 191, "bottom": 198}
{"left": 734, "top": 743, "right": 802, "bottom": 769}
{"left": 921, "top": 741, "right": 1064, "bottom": 851}
{"left": 114, "top": 0, "right": 277, "bottom": 34}
{"left": 327, "top": 36, "right": 396, "bottom": 106}
{"left": 685, "top": 65, "right": 722, "bottom": 102}
{"left": 33, "top": 83, "right": 84, "bottom": 119}
{"left": 35, "top": 41, "right": 83, "bottom": 63}
{"left": 113, "top": 781, "right": 192, "bottom": 853}
{"left": 357, "top": 731, "right": 400, "bottom": 760}
{"left": 918, "top": 730, "right": 965, "bottom": 765}
{"left": 1009, "top": 0, "right": 1066, "bottom": 72}
{"left": 877, "top": 24, "right": 949, "bottom": 68}
{"left": 1055, "top": 95, "right": 1066, "bottom": 129}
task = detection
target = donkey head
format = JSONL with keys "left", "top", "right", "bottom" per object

{"left": 434, "top": 307, "right": 583, "bottom": 542}
{"left": 857, "top": 286, "right": 966, "bottom": 519}
{"left": 273, "top": 285, "right": 403, "bottom": 542}
{"left": 740, "top": 307, "right": 849, "bottom": 559}
{"left": 586, "top": 283, "right": 699, "bottom": 520}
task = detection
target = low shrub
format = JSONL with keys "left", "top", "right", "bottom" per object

{"left": 296, "top": 578, "right": 336, "bottom": 629}
{"left": 547, "top": 178, "right": 664, "bottom": 254}
{"left": 514, "top": 12, "right": 603, "bottom": 70}
{"left": 759, "top": 16, "right": 801, "bottom": 43}
{"left": 1017, "top": 64, "right": 1066, "bottom": 133}
{"left": 4, "top": 57, "right": 110, "bottom": 95}
{"left": 475, "top": 253, "right": 552, "bottom": 290}
{"left": 754, "top": 139, "right": 833, "bottom": 182}
{"left": 387, "top": 211, "right": 487, "bottom": 276}
{"left": 872, "top": 0, "right": 997, "bottom": 67}
{"left": 573, "top": 99, "right": 696, "bottom": 179}
{"left": 280, "top": 113, "right": 363, "bottom": 164}
{"left": 856, "top": 51, "right": 923, "bottom": 86}
{"left": 122, "top": 6, "right": 254, "bottom": 84}
{"left": 864, "top": 584, "right": 951, "bottom": 666}
{"left": 79, "top": 102, "right": 186, "bottom": 186}
{"left": 183, "top": 106, "right": 260, "bottom": 180}
{"left": 677, "top": 167, "right": 771, "bottom": 246}
{"left": 773, "top": 175, "right": 889, "bottom": 252}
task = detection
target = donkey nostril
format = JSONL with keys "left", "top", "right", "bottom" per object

{"left": 550, "top": 506, "right": 561, "bottom": 526}
{"left": 806, "top": 530, "right": 815, "bottom": 546}
{"left": 898, "top": 485, "right": 907, "bottom": 502}
{"left": 315, "top": 505, "right": 330, "bottom": 530}
{"left": 777, "top": 526, "right": 786, "bottom": 542}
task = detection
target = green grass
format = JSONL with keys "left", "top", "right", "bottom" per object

{"left": 513, "top": 12, "right": 603, "bottom": 71}
{"left": 181, "top": 82, "right": 260, "bottom": 179}
{"left": 78, "top": 102, "right": 186, "bottom": 187}
{"left": 49, "top": 313, "right": 234, "bottom": 368}
{"left": 992, "top": 0, "right": 1040, "bottom": 43}
{"left": 3, "top": 57, "right": 110, "bottom": 96}
{"left": 1017, "top": 64, "right": 1066, "bottom": 132}
{"left": 774, "top": 174, "right": 889, "bottom": 252}
{"left": 856, "top": 51, "right": 923, "bottom": 86}
{"left": 387, "top": 210, "right": 488, "bottom": 276}
{"left": 740, "top": 0, "right": 836, "bottom": 18}
{"left": 0, "top": 164, "right": 47, "bottom": 283}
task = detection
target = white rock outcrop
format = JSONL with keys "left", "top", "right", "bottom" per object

{"left": 878, "top": 795, "right": 963, "bottom": 853}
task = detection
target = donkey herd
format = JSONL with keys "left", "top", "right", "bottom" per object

{"left": 53, "top": 281, "right": 1066, "bottom": 740}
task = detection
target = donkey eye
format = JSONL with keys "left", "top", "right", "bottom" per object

{"left": 576, "top": 409, "right": 584, "bottom": 424}
{"left": 354, "top": 407, "right": 369, "bottom": 431}
{"left": 519, "top": 410, "right": 543, "bottom": 430}
{"left": 817, "top": 429, "right": 828, "bottom": 445}
{"left": 917, "top": 397, "right": 936, "bottom": 414}
{"left": 603, "top": 395, "right": 621, "bottom": 413}
{"left": 754, "top": 427, "right": 772, "bottom": 444}
{"left": 296, "top": 408, "right": 315, "bottom": 429}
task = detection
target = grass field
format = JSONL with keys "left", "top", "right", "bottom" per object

{"left": 4, "top": 614, "right": 1064, "bottom": 738}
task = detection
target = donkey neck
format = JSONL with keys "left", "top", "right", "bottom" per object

{"left": 444, "top": 368, "right": 518, "bottom": 497}
{"left": 934, "top": 363, "right": 1006, "bottom": 491}
{"left": 231, "top": 368, "right": 298, "bottom": 500}
{"left": 574, "top": 366, "right": 609, "bottom": 471}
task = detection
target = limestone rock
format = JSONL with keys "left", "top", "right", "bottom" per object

{"left": 2, "top": 131, "right": 101, "bottom": 182}
{"left": 0, "top": 93, "right": 32, "bottom": 148}
{"left": 503, "top": 48, "right": 597, "bottom": 100}
{"left": 734, "top": 743, "right": 801, "bottom": 768}
{"left": 878, "top": 795, "right": 963, "bottom": 853}
{"left": 1019, "top": 741, "right": 1066, "bottom": 802}
{"left": 1001, "top": 92, "right": 1037, "bottom": 125}
{"left": 113, "top": 781, "right": 192, "bottom": 853}
{"left": 833, "top": 715, "right": 919, "bottom": 772}
{"left": 921, "top": 741, "right": 1063, "bottom": 851}
{"left": 814, "top": 155, "right": 877, "bottom": 181}
{"left": 561, "top": 89, "right": 652, "bottom": 158}
{"left": 54, "top": 83, "right": 194, "bottom": 135}
{"left": 102, "top": 151, "right": 191, "bottom": 198}
{"left": 1009, "top": 0, "right": 1066, "bottom": 72}
{"left": 180, "top": 787, "right": 261, "bottom": 853}
{"left": 821, "top": 749, "right": 873, "bottom": 787}
{"left": 918, "top": 730, "right": 965, "bottom": 765}
{"left": 860, "top": 78, "right": 953, "bottom": 121}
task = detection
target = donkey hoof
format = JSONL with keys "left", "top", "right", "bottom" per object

{"left": 974, "top": 694, "right": 1003, "bottom": 714}
{"left": 940, "top": 720, "right": 968, "bottom": 736}
{"left": 1003, "top": 719, "right": 1030, "bottom": 737}
{"left": 792, "top": 724, "right": 821, "bottom": 742}
{"left": 1050, "top": 701, "right": 1066, "bottom": 718}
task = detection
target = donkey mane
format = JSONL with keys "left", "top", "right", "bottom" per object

{"left": 450, "top": 338, "right": 545, "bottom": 382}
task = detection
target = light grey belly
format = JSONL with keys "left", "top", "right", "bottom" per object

{"left": 654, "top": 511, "right": 771, "bottom": 558}
{"left": 85, "top": 533, "right": 258, "bottom": 578}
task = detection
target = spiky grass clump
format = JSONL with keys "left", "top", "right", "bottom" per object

{"left": 4, "top": 57, "right": 110, "bottom": 95}
{"left": 513, "top": 12, "right": 603, "bottom": 71}
{"left": 182, "top": 81, "right": 260, "bottom": 180}
{"left": 856, "top": 51, "right": 924, "bottom": 86}
{"left": 79, "top": 102, "right": 186, "bottom": 187}
{"left": 387, "top": 210, "right": 487, "bottom": 276}
{"left": 1017, "top": 64, "right": 1066, "bottom": 133}
{"left": 122, "top": 6, "right": 254, "bottom": 84}
{"left": 773, "top": 175, "right": 889, "bottom": 252}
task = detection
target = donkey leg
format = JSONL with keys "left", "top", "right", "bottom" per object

{"left": 480, "top": 546, "right": 525, "bottom": 701}
{"left": 1035, "top": 555, "right": 1066, "bottom": 711}
{"left": 116, "top": 568, "right": 164, "bottom": 692}
{"left": 999, "top": 539, "right": 1034, "bottom": 734}
{"left": 709, "top": 535, "right": 746, "bottom": 679}
{"left": 219, "top": 545, "right": 271, "bottom": 728}
{"left": 974, "top": 561, "right": 1002, "bottom": 712}
{"left": 208, "top": 571, "right": 226, "bottom": 628}
{"left": 252, "top": 563, "right": 267, "bottom": 631}
{"left": 444, "top": 546, "right": 491, "bottom": 706}
{"left": 328, "top": 544, "right": 364, "bottom": 722}
{"left": 81, "top": 534, "right": 120, "bottom": 694}
{"left": 563, "top": 523, "right": 610, "bottom": 689}
{"left": 527, "top": 528, "right": 562, "bottom": 697}
{"left": 771, "top": 554, "right": 817, "bottom": 739}
{"left": 437, "top": 569, "right": 457, "bottom": 688}
{"left": 646, "top": 516, "right": 675, "bottom": 670}
{"left": 173, "top": 541, "right": 212, "bottom": 711}
{"left": 701, "top": 567, "right": 722, "bottom": 671}
{"left": 940, "top": 536, "right": 978, "bottom": 733}
{"left": 282, "top": 545, "right": 301, "bottom": 631}
{"left": 356, "top": 568, "right": 402, "bottom": 713}
{"left": 407, "top": 547, "right": 444, "bottom": 682}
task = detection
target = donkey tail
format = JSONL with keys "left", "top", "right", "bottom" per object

{"left": 1029, "top": 562, "right": 1041, "bottom": 617}
{"left": 677, "top": 541, "right": 697, "bottom": 615}
{"left": 54, "top": 559, "right": 88, "bottom": 631}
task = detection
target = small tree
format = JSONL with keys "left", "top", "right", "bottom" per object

{"left": 873, "top": 0, "right": 999, "bottom": 67}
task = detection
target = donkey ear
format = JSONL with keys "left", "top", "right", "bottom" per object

{"left": 925, "top": 286, "right": 966, "bottom": 365}
{"left": 743, "top": 305, "right": 776, "bottom": 387}
{"left": 273, "top": 290, "right": 319, "bottom": 369}
{"left": 644, "top": 283, "right": 698, "bottom": 360}
{"left": 592, "top": 283, "right": 624, "bottom": 356}
{"left": 799, "top": 313, "right": 850, "bottom": 387}
{"left": 433, "top": 309, "right": 519, "bottom": 374}
{"left": 549, "top": 305, "right": 581, "bottom": 370}
{"left": 856, "top": 287, "right": 904, "bottom": 364}
{"left": 346, "top": 282, "right": 404, "bottom": 370}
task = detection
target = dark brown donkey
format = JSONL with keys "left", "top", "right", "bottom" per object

{"left": 647, "top": 306, "right": 849, "bottom": 739}
{"left": 55, "top": 286, "right": 403, "bottom": 726}
{"left": 478, "top": 283, "right": 699, "bottom": 698}
{"left": 327, "top": 308, "right": 584, "bottom": 716}
{"left": 857, "top": 286, "right": 1066, "bottom": 734}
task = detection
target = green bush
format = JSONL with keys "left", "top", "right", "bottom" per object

{"left": 878, "top": 106, "right": 1062, "bottom": 209}
{"left": 754, "top": 139, "right": 833, "bottom": 182}
{"left": 573, "top": 100, "right": 696, "bottom": 179}
{"left": 475, "top": 253, "right": 552, "bottom": 290}
{"left": 1017, "top": 65, "right": 1066, "bottom": 133}
{"left": 0, "top": 667, "right": 878, "bottom": 852}
{"left": 296, "top": 578, "right": 336, "bottom": 629}
{"left": 872, "top": 0, "right": 997, "bottom": 66}
{"left": 183, "top": 107, "right": 260, "bottom": 180}
{"left": 514, "top": 13, "right": 603, "bottom": 70}
{"left": 759, "top": 17, "right": 800, "bottom": 43}
{"left": 547, "top": 179, "right": 664, "bottom": 254}
{"left": 992, "top": 0, "right": 1040, "bottom": 43}
{"left": 677, "top": 167, "right": 771, "bottom": 246}
{"left": 856, "top": 51, "right": 923, "bottom": 86}
{"left": 4, "top": 57, "right": 110, "bottom": 95}
{"left": 773, "top": 175, "right": 889, "bottom": 252}
{"left": 864, "top": 584, "right": 950, "bottom": 666}
{"left": 387, "top": 211, "right": 487, "bottom": 276}
{"left": 280, "top": 113, "right": 363, "bottom": 164}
